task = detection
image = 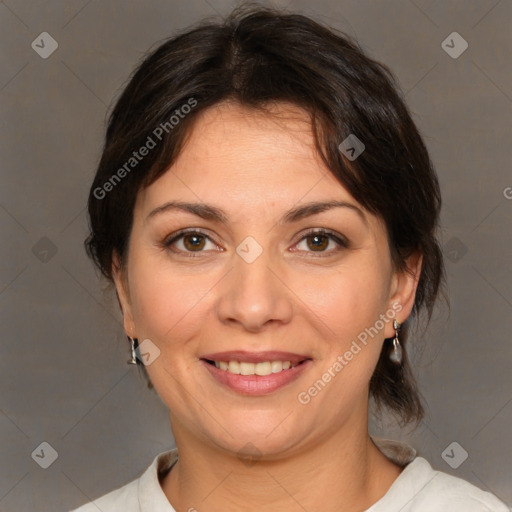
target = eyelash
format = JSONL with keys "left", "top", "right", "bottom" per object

{"left": 293, "top": 228, "right": 349, "bottom": 255}
{"left": 162, "top": 228, "right": 349, "bottom": 258}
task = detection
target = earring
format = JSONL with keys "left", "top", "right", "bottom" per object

{"left": 390, "top": 320, "right": 403, "bottom": 365}
{"left": 127, "top": 336, "right": 138, "bottom": 365}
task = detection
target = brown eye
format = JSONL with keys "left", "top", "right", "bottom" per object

{"left": 306, "top": 234, "right": 329, "bottom": 251}
{"left": 164, "top": 230, "right": 220, "bottom": 255}
{"left": 293, "top": 229, "right": 348, "bottom": 254}
{"left": 182, "top": 233, "right": 206, "bottom": 251}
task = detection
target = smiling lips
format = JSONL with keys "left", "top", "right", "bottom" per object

{"left": 201, "top": 350, "right": 312, "bottom": 395}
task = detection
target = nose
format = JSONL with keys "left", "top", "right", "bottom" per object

{"left": 215, "top": 249, "right": 294, "bottom": 332}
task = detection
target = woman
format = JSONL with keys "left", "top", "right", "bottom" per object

{"left": 73, "top": 6, "right": 508, "bottom": 512}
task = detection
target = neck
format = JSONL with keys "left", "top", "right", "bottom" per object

{"left": 161, "top": 410, "right": 402, "bottom": 512}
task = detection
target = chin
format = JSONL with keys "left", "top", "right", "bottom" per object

{"left": 201, "top": 417, "right": 307, "bottom": 461}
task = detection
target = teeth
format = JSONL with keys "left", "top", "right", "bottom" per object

{"left": 213, "top": 360, "right": 295, "bottom": 376}
{"left": 228, "top": 361, "right": 240, "bottom": 374}
{"left": 240, "top": 362, "right": 255, "bottom": 375}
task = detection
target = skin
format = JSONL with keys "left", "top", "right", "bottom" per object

{"left": 113, "top": 101, "right": 422, "bottom": 512}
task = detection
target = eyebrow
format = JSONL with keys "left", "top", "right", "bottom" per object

{"left": 146, "top": 200, "right": 367, "bottom": 225}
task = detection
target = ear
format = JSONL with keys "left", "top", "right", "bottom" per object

{"left": 384, "top": 250, "right": 423, "bottom": 339}
{"left": 112, "top": 251, "right": 136, "bottom": 338}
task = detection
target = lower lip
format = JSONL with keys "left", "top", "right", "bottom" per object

{"left": 201, "top": 359, "right": 312, "bottom": 396}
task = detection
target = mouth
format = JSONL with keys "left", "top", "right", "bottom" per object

{"left": 203, "top": 358, "right": 309, "bottom": 376}
{"left": 199, "top": 351, "right": 312, "bottom": 394}
{"left": 200, "top": 350, "right": 311, "bottom": 375}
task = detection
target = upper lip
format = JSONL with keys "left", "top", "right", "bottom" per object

{"left": 201, "top": 351, "right": 311, "bottom": 365}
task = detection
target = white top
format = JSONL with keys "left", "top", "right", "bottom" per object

{"left": 71, "top": 438, "right": 509, "bottom": 512}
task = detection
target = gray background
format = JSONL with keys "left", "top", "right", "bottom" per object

{"left": 1, "top": 0, "right": 511, "bottom": 510}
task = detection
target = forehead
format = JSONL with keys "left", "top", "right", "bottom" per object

{"left": 138, "top": 101, "right": 356, "bottom": 210}
{"left": 187, "top": 101, "right": 316, "bottom": 154}
{"left": 178, "top": 101, "right": 324, "bottom": 183}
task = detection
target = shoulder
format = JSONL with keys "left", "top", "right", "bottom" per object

{"left": 69, "top": 449, "right": 179, "bottom": 512}
{"left": 417, "top": 459, "right": 508, "bottom": 511}
{"left": 377, "top": 456, "right": 509, "bottom": 512}
{"left": 370, "top": 438, "right": 508, "bottom": 512}
{"left": 70, "top": 479, "right": 139, "bottom": 512}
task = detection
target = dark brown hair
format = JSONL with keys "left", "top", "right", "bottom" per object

{"left": 85, "top": 5, "right": 445, "bottom": 426}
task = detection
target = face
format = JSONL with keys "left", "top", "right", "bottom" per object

{"left": 114, "top": 102, "right": 420, "bottom": 459}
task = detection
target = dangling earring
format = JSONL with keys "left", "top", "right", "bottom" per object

{"left": 390, "top": 320, "right": 403, "bottom": 365}
{"left": 127, "top": 336, "right": 138, "bottom": 365}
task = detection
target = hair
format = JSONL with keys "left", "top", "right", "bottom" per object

{"left": 85, "top": 5, "right": 445, "bottom": 426}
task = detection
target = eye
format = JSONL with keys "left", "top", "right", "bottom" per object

{"left": 292, "top": 229, "right": 348, "bottom": 254}
{"left": 163, "top": 229, "right": 222, "bottom": 256}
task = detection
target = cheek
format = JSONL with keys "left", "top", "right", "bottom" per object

{"left": 298, "top": 268, "right": 389, "bottom": 406}
{"left": 299, "top": 261, "right": 390, "bottom": 343}
{"left": 130, "top": 255, "right": 233, "bottom": 356}
{"left": 127, "top": 257, "right": 218, "bottom": 343}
